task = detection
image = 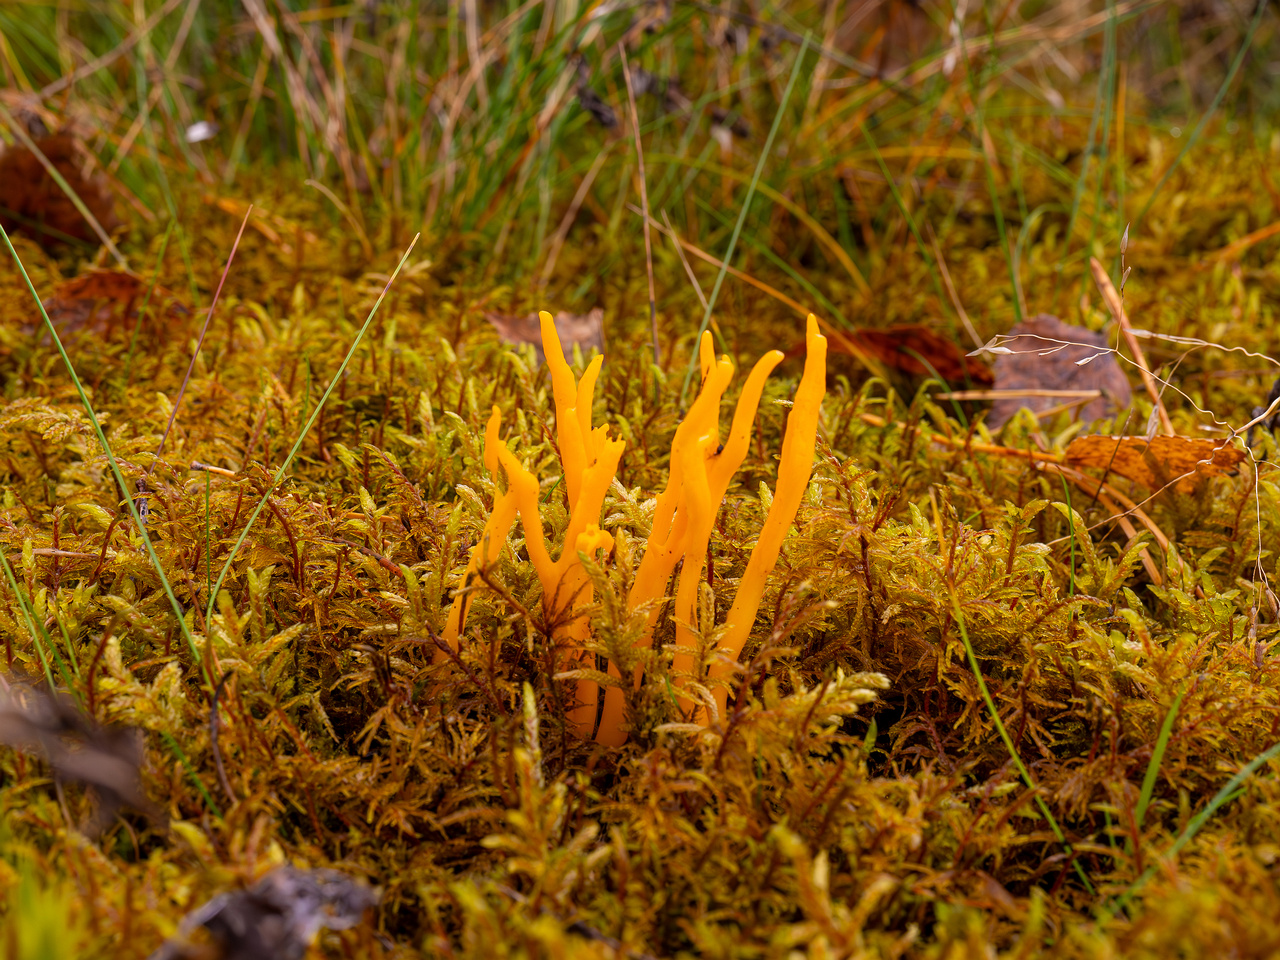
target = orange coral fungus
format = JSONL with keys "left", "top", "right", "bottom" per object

{"left": 605, "top": 315, "right": 826, "bottom": 732}
{"left": 593, "top": 334, "right": 784, "bottom": 739}
{"left": 709, "top": 315, "right": 826, "bottom": 719}
{"left": 441, "top": 312, "right": 622, "bottom": 738}
{"left": 444, "top": 311, "right": 826, "bottom": 744}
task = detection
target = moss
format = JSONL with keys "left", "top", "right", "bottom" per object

{"left": 3, "top": 105, "right": 1280, "bottom": 960}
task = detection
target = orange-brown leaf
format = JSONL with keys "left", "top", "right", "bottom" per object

{"left": 1064, "top": 434, "right": 1247, "bottom": 492}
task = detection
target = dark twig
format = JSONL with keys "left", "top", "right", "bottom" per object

{"left": 474, "top": 561, "right": 538, "bottom": 627}
{"left": 420, "top": 622, "right": 507, "bottom": 716}
{"left": 210, "top": 669, "right": 237, "bottom": 805}
{"left": 151, "top": 205, "right": 252, "bottom": 471}
{"left": 318, "top": 535, "right": 405, "bottom": 578}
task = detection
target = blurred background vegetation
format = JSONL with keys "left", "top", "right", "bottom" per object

{"left": 3, "top": 0, "right": 1277, "bottom": 335}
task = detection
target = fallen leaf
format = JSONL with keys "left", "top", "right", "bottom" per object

{"left": 54, "top": 267, "right": 148, "bottom": 303}
{"left": 486, "top": 308, "right": 605, "bottom": 366}
{"left": 1064, "top": 434, "right": 1247, "bottom": 493}
{"left": 0, "top": 132, "right": 120, "bottom": 249}
{"left": 34, "top": 267, "right": 188, "bottom": 339}
{"left": 986, "top": 314, "right": 1132, "bottom": 429}
{"left": 787, "top": 324, "right": 990, "bottom": 385}
{"left": 148, "top": 866, "right": 378, "bottom": 960}
{"left": 832, "top": 325, "right": 993, "bottom": 386}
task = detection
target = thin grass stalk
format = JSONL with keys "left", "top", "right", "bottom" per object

{"left": 0, "top": 103, "right": 126, "bottom": 267}
{"left": 0, "top": 548, "right": 59, "bottom": 692}
{"left": 204, "top": 235, "right": 420, "bottom": 627}
{"left": 949, "top": 0, "right": 1022, "bottom": 324}
{"left": 1083, "top": 0, "right": 1119, "bottom": 287}
{"left": 205, "top": 471, "right": 213, "bottom": 611}
{"left": 1058, "top": 475, "right": 1076, "bottom": 597}
{"left": 1013, "top": 203, "right": 1066, "bottom": 317}
{"left": 1114, "top": 62, "right": 1127, "bottom": 263}
{"left": 646, "top": 154, "right": 869, "bottom": 298}
{"left": 36, "top": 0, "right": 185, "bottom": 99}
{"left": 621, "top": 46, "right": 660, "bottom": 366}
{"left": 1, "top": 223, "right": 208, "bottom": 688}
{"left": 121, "top": 219, "right": 175, "bottom": 387}
{"left": 224, "top": 41, "right": 273, "bottom": 186}
{"left": 1132, "top": 690, "right": 1183, "bottom": 839}
{"left": 50, "top": 611, "right": 79, "bottom": 679}
{"left": 152, "top": 207, "right": 252, "bottom": 469}
{"left": 857, "top": 123, "right": 947, "bottom": 310}
{"left": 135, "top": 34, "right": 200, "bottom": 308}
{"left": 951, "top": 599, "right": 1095, "bottom": 895}
{"left": 1134, "top": 0, "right": 1268, "bottom": 228}
{"left": 159, "top": 729, "right": 222, "bottom": 819}
{"left": 691, "top": 194, "right": 847, "bottom": 326}
{"left": 1060, "top": 8, "right": 1110, "bottom": 264}
{"left": 679, "top": 33, "right": 811, "bottom": 405}
{"left": 1103, "top": 737, "right": 1280, "bottom": 920}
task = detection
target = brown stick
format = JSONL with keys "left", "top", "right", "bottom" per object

{"left": 1090, "top": 256, "right": 1175, "bottom": 436}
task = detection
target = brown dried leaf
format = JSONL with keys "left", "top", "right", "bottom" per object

{"left": 987, "top": 314, "right": 1132, "bottom": 429}
{"left": 0, "top": 132, "right": 120, "bottom": 249}
{"left": 38, "top": 267, "right": 187, "bottom": 337}
{"left": 485, "top": 308, "right": 605, "bottom": 366}
{"left": 831, "top": 325, "right": 993, "bottom": 386}
{"left": 54, "top": 267, "right": 146, "bottom": 303}
{"left": 1064, "top": 435, "right": 1247, "bottom": 492}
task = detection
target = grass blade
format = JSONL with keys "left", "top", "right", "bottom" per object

{"left": 1134, "top": 0, "right": 1268, "bottom": 228}
{"left": 679, "top": 33, "right": 811, "bottom": 404}
{"left": 1104, "top": 737, "right": 1280, "bottom": 919}
{"left": 0, "top": 102, "right": 127, "bottom": 267}
{"left": 204, "top": 234, "right": 420, "bottom": 626}
{"left": 1133, "top": 690, "right": 1183, "bottom": 837}
{"left": 952, "top": 598, "right": 1095, "bottom": 895}
{"left": 2, "top": 223, "right": 208, "bottom": 687}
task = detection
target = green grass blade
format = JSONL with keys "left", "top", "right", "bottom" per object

{"left": 679, "top": 33, "right": 811, "bottom": 405}
{"left": 1058, "top": 474, "right": 1077, "bottom": 597}
{"left": 0, "top": 547, "right": 59, "bottom": 692}
{"left": 2, "top": 223, "right": 207, "bottom": 688}
{"left": 858, "top": 122, "right": 947, "bottom": 311}
{"left": 122, "top": 219, "right": 176, "bottom": 388}
{"left": 1134, "top": 690, "right": 1183, "bottom": 835}
{"left": 1133, "top": 0, "right": 1268, "bottom": 227}
{"left": 952, "top": 599, "right": 1095, "bottom": 895}
{"left": 0, "top": 103, "right": 127, "bottom": 267}
{"left": 945, "top": 0, "right": 1022, "bottom": 324}
{"left": 204, "top": 235, "right": 420, "bottom": 626}
{"left": 159, "top": 730, "right": 222, "bottom": 819}
{"left": 1104, "top": 737, "right": 1280, "bottom": 919}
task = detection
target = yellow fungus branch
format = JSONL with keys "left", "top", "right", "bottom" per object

{"left": 442, "top": 312, "right": 622, "bottom": 737}
{"left": 709, "top": 316, "right": 827, "bottom": 719}
{"left": 439, "top": 407, "right": 518, "bottom": 658}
